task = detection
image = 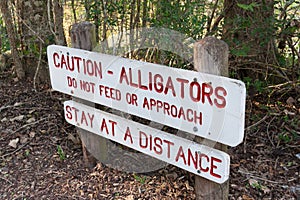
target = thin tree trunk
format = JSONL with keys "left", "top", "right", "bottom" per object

{"left": 71, "top": 0, "right": 77, "bottom": 22}
{"left": 0, "top": 0, "right": 25, "bottom": 79}
{"left": 53, "top": 0, "right": 67, "bottom": 45}
{"left": 129, "top": 0, "right": 136, "bottom": 53}
{"left": 100, "top": 0, "right": 108, "bottom": 50}
{"left": 142, "top": 0, "right": 147, "bottom": 27}
{"left": 94, "top": 1, "right": 100, "bottom": 43}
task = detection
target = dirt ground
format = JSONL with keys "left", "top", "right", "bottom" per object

{"left": 0, "top": 69, "right": 299, "bottom": 200}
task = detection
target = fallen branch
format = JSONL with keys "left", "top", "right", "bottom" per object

{"left": 0, "top": 140, "right": 31, "bottom": 159}
{"left": 0, "top": 102, "right": 23, "bottom": 113}
{"left": 10, "top": 117, "right": 48, "bottom": 135}
{"left": 0, "top": 176, "right": 13, "bottom": 185}
{"left": 245, "top": 115, "right": 268, "bottom": 131}
{"left": 238, "top": 169, "right": 283, "bottom": 184}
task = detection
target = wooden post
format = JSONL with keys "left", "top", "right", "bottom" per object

{"left": 194, "top": 36, "right": 229, "bottom": 199}
{"left": 70, "top": 22, "right": 108, "bottom": 167}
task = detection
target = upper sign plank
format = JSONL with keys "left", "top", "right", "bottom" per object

{"left": 47, "top": 45, "right": 246, "bottom": 146}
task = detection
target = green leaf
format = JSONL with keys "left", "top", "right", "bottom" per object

{"left": 237, "top": 2, "right": 259, "bottom": 12}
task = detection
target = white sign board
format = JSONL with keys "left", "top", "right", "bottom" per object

{"left": 47, "top": 45, "right": 246, "bottom": 146}
{"left": 64, "top": 100, "right": 230, "bottom": 183}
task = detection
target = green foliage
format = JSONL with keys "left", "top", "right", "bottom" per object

{"left": 57, "top": 145, "right": 66, "bottom": 161}
{"left": 151, "top": 1, "right": 207, "bottom": 40}
{"left": 243, "top": 77, "right": 267, "bottom": 94}
{"left": 250, "top": 181, "right": 262, "bottom": 190}
{"left": 0, "top": 16, "right": 10, "bottom": 52}
{"left": 25, "top": 149, "right": 30, "bottom": 157}
{"left": 278, "top": 132, "right": 292, "bottom": 143}
{"left": 237, "top": 2, "right": 259, "bottom": 12}
{"left": 133, "top": 174, "right": 146, "bottom": 184}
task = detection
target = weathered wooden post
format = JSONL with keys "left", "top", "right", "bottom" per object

{"left": 194, "top": 36, "right": 229, "bottom": 199}
{"left": 70, "top": 22, "right": 108, "bottom": 167}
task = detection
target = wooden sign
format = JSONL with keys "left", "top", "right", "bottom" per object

{"left": 47, "top": 45, "right": 246, "bottom": 146}
{"left": 64, "top": 100, "right": 230, "bottom": 183}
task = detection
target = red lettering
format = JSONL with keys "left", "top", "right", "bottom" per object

{"left": 88, "top": 113, "right": 94, "bottom": 128}
{"left": 124, "top": 127, "right": 133, "bottom": 144}
{"left": 190, "top": 82, "right": 201, "bottom": 102}
{"left": 153, "top": 137, "right": 163, "bottom": 155}
{"left": 210, "top": 157, "right": 222, "bottom": 178}
{"left": 156, "top": 100, "right": 163, "bottom": 112}
{"left": 202, "top": 83, "right": 213, "bottom": 105}
{"left": 53, "top": 52, "right": 60, "bottom": 68}
{"left": 177, "top": 107, "right": 186, "bottom": 120}
{"left": 131, "top": 94, "right": 138, "bottom": 106}
{"left": 175, "top": 146, "right": 186, "bottom": 165}
{"left": 72, "top": 107, "right": 79, "bottom": 122}
{"left": 119, "top": 66, "right": 129, "bottom": 85}
{"left": 67, "top": 55, "right": 74, "bottom": 71}
{"left": 109, "top": 120, "right": 117, "bottom": 136}
{"left": 100, "top": 119, "right": 116, "bottom": 136}
{"left": 163, "top": 102, "right": 170, "bottom": 115}
{"left": 164, "top": 76, "right": 176, "bottom": 96}
{"left": 186, "top": 109, "right": 193, "bottom": 122}
{"left": 163, "top": 140, "right": 174, "bottom": 158}
{"left": 194, "top": 112, "right": 202, "bottom": 125}
{"left": 214, "top": 87, "right": 227, "bottom": 108}
{"left": 129, "top": 68, "right": 138, "bottom": 88}
{"left": 100, "top": 118, "right": 109, "bottom": 134}
{"left": 150, "top": 98, "right": 156, "bottom": 109}
{"left": 148, "top": 72, "right": 153, "bottom": 91}
{"left": 199, "top": 153, "right": 209, "bottom": 172}
{"left": 139, "top": 131, "right": 148, "bottom": 149}
{"left": 61, "top": 54, "right": 68, "bottom": 70}
{"left": 176, "top": 78, "right": 189, "bottom": 99}
{"left": 99, "top": 85, "right": 121, "bottom": 101}
{"left": 73, "top": 56, "right": 82, "bottom": 72}
{"left": 170, "top": 105, "right": 177, "bottom": 117}
{"left": 154, "top": 74, "right": 163, "bottom": 93}
{"left": 81, "top": 111, "right": 88, "bottom": 126}
{"left": 187, "top": 149, "right": 197, "bottom": 169}
{"left": 65, "top": 105, "right": 72, "bottom": 120}
{"left": 142, "top": 97, "right": 150, "bottom": 110}
{"left": 138, "top": 70, "right": 148, "bottom": 90}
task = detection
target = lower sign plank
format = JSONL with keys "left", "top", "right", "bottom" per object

{"left": 64, "top": 100, "right": 230, "bottom": 184}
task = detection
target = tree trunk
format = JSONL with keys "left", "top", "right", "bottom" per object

{"left": 53, "top": 0, "right": 67, "bottom": 46}
{"left": 222, "top": 0, "right": 276, "bottom": 79}
{"left": 0, "top": 0, "right": 25, "bottom": 79}
{"left": 17, "top": 0, "right": 55, "bottom": 81}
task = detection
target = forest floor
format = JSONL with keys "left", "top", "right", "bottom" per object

{"left": 0, "top": 69, "right": 299, "bottom": 200}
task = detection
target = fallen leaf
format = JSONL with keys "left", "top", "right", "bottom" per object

{"left": 13, "top": 102, "right": 23, "bottom": 107}
{"left": 29, "top": 132, "right": 36, "bottom": 138}
{"left": 166, "top": 172, "right": 178, "bottom": 180}
{"left": 185, "top": 180, "right": 194, "bottom": 191}
{"left": 10, "top": 115, "right": 24, "bottom": 122}
{"left": 1, "top": 117, "right": 7, "bottom": 122}
{"left": 9, "top": 138, "right": 19, "bottom": 148}
{"left": 242, "top": 194, "right": 254, "bottom": 200}
{"left": 67, "top": 133, "right": 80, "bottom": 144}
{"left": 283, "top": 109, "right": 295, "bottom": 115}
{"left": 286, "top": 97, "right": 295, "bottom": 106}
{"left": 29, "top": 109, "right": 36, "bottom": 114}
{"left": 125, "top": 195, "right": 134, "bottom": 200}
{"left": 20, "top": 136, "right": 29, "bottom": 144}
{"left": 262, "top": 185, "right": 271, "bottom": 194}
{"left": 26, "top": 117, "right": 35, "bottom": 123}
